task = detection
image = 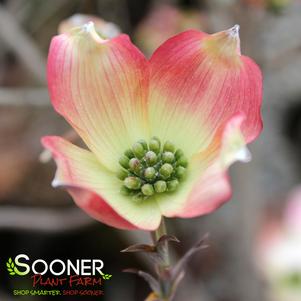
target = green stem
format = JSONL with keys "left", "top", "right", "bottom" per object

{"left": 155, "top": 218, "right": 167, "bottom": 240}
{"left": 151, "top": 218, "right": 165, "bottom": 243}
{"left": 152, "top": 218, "right": 172, "bottom": 301}
{"left": 156, "top": 218, "right": 170, "bottom": 266}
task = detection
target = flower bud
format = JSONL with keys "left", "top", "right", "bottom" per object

{"left": 159, "top": 163, "right": 173, "bottom": 178}
{"left": 132, "top": 142, "right": 145, "bottom": 159}
{"left": 162, "top": 151, "right": 175, "bottom": 163}
{"left": 145, "top": 151, "right": 157, "bottom": 166}
{"left": 141, "top": 184, "right": 154, "bottom": 196}
{"left": 119, "top": 155, "right": 130, "bottom": 169}
{"left": 137, "top": 139, "right": 148, "bottom": 150}
{"left": 177, "top": 156, "right": 188, "bottom": 167}
{"left": 119, "top": 138, "right": 188, "bottom": 199}
{"left": 120, "top": 186, "right": 131, "bottom": 196}
{"left": 117, "top": 169, "right": 128, "bottom": 180}
{"left": 154, "top": 180, "right": 167, "bottom": 193}
{"left": 175, "top": 149, "right": 184, "bottom": 160}
{"left": 176, "top": 166, "right": 186, "bottom": 179}
{"left": 129, "top": 158, "right": 141, "bottom": 173}
{"left": 124, "top": 149, "right": 135, "bottom": 158}
{"left": 149, "top": 138, "right": 161, "bottom": 154}
{"left": 124, "top": 177, "right": 141, "bottom": 190}
{"left": 163, "top": 141, "right": 175, "bottom": 153}
{"left": 167, "top": 179, "right": 179, "bottom": 191}
{"left": 144, "top": 167, "right": 156, "bottom": 180}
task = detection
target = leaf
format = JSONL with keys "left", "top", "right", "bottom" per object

{"left": 7, "top": 268, "right": 13, "bottom": 272}
{"left": 157, "top": 235, "right": 180, "bottom": 245}
{"left": 6, "top": 262, "right": 10, "bottom": 268}
{"left": 9, "top": 272, "right": 15, "bottom": 275}
{"left": 11, "top": 262, "right": 15, "bottom": 268}
{"left": 123, "top": 268, "right": 160, "bottom": 295}
{"left": 171, "top": 233, "right": 209, "bottom": 281}
{"left": 122, "top": 243, "right": 164, "bottom": 266}
{"left": 155, "top": 235, "right": 180, "bottom": 268}
{"left": 121, "top": 235, "right": 181, "bottom": 269}
{"left": 121, "top": 244, "right": 155, "bottom": 253}
{"left": 8, "top": 258, "right": 12, "bottom": 263}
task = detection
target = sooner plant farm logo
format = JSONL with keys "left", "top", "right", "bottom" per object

{"left": 6, "top": 254, "right": 112, "bottom": 297}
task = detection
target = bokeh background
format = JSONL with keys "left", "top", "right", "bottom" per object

{"left": 0, "top": 0, "right": 301, "bottom": 300}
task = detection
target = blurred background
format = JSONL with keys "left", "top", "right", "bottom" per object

{"left": 0, "top": 0, "right": 301, "bottom": 300}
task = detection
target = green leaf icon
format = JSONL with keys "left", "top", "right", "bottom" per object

{"left": 6, "top": 259, "right": 16, "bottom": 276}
{"left": 102, "top": 273, "right": 112, "bottom": 280}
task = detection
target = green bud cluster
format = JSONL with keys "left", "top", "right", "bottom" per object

{"left": 118, "top": 137, "right": 188, "bottom": 201}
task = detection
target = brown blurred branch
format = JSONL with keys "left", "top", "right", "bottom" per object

{"left": 0, "top": 4, "right": 46, "bottom": 83}
{"left": 6, "top": 0, "right": 33, "bottom": 22}
{"left": 0, "top": 87, "right": 49, "bottom": 106}
{"left": 0, "top": 206, "right": 94, "bottom": 232}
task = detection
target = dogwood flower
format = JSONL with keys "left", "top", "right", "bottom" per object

{"left": 42, "top": 23, "right": 262, "bottom": 231}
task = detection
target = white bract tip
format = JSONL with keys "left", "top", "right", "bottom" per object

{"left": 39, "top": 149, "right": 52, "bottom": 163}
{"left": 225, "top": 24, "right": 241, "bottom": 55}
{"left": 236, "top": 146, "right": 252, "bottom": 163}
{"left": 81, "top": 21, "right": 107, "bottom": 43}
{"left": 228, "top": 24, "right": 240, "bottom": 38}
{"left": 82, "top": 21, "right": 95, "bottom": 33}
{"left": 51, "top": 178, "right": 61, "bottom": 188}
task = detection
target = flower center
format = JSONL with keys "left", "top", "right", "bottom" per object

{"left": 117, "top": 137, "right": 188, "bottom": 201}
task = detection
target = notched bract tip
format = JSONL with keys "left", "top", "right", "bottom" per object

{"left": 236, "top": 146, "right": 252, "bottom": 163}
{"left": 51, "top": 178, "right": 61, "bottom": 188}
{"left": 227, "top": 24, "right": 241, "bottom": 55}
{"left": 203, "top": 24, "right": 242, "bottom": 62}
{"left": 82, "top": 21, "right": 95, "bottom": 33}
{"left": 39, "top": 149, "right": 52, "bottom": 163}
{"left": 74, "top": 21, "right": 107, "bottom": 44}
{"left": 227, "top": 24, "right": 240, "bottom": 38}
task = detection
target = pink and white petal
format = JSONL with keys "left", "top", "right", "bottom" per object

{"left": 48, "top": 23, "right": 149, "bottom": 171}
{"left": 157, "top": 114, "right": 249, "bottom": 218}
{"left": 177, "top": 165, "right": 232, "bottom": 218}
{"left": 68, "top": 188, "right": 137, "bottom": 230}
{"left": 149, "top": 27, "right": 262, "bottom": 158}
{"left": 41, "top": 136, "right": 161, "bottom": 231}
